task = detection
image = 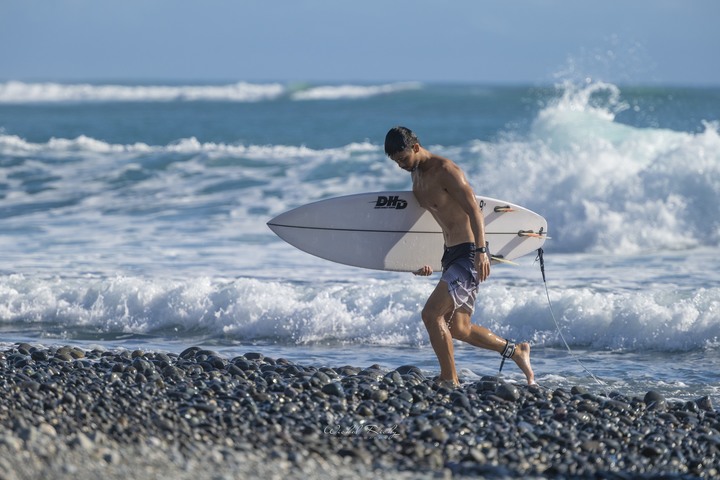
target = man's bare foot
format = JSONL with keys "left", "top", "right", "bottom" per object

{"left": 433, "top": 375, "right": 459, "bottom": 388}
{"left": 512, "top": 342, "right": 535, "bottom": 385}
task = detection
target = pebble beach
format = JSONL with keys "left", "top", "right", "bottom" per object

{"left": 1, "top": 344, "right": 718, "bottom": 479}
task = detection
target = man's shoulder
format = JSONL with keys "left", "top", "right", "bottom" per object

{"left": 429, "top": 156, "right": 463, "bottom": 176}
{"left": 428, "top": 155, "right": 458, "bottom": 168}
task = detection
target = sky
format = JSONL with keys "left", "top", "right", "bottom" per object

{"left": 1, "top": 0, "right": 718, "bottom": 86}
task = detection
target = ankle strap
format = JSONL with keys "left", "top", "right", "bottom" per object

{"left": 501, "top": 339, "right": 516, "bottom": 359}
{"left": 499, "top": 339, "right": 516, "bottom": 373}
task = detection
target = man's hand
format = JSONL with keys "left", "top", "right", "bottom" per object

{"left": 476, "top": 253, "right": 490, "bottom": 282}
{"left": 413, "top": 265, "right": 433, "bottom": 276}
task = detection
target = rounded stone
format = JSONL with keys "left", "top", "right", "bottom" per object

{"left": 30, "top": 350, "right": 49, "bottom": 362}
{"left": 179, "top": 347, "right": 201, "bottom": 359}
{"left": 53, "top": 352, "right": 73, "bottom": 362}
{"left": 396, "top": 365, "right": 423, "bottom": 376}
{"left": 370, "top": 389, "right": 389, "bottom": 402}
{"left": 496, "top": 384, "right": 520, "bottom": 402}
{"left": 696, "top": 396, "right": 713, "bottom": 412}
{"left": 644, "top": 391, "right": 667, "bottom": 411}
{"left": 321, "top": 382, "right": 344, "bottom": 397}
{"left": 311, "top": 371, "right": 331, "bottom": 386}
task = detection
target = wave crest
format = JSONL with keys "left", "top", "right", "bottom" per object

{"left": 291, "top": 82, "right": 421, "bottom": 100}
{"left": 0, "top": 81, "right": 421, "bottom": 103}
{"left": 1, "top": 274, "right": 717, "bottom": 352}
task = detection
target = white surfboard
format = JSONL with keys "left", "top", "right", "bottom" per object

{"left": 267, "top": 191, "right": 548, "bottom": 272}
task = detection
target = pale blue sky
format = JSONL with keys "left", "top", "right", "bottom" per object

{"left": 1, "top": 0, "right": 718, "bottom": 85}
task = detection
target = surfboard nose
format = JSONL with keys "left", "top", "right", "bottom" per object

{"left": 266, "top": 213, "right": 287, "bottom": 236}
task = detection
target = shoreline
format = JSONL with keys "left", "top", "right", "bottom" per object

{"left": 1, "top": 343, "right": 718, "bottom": 479}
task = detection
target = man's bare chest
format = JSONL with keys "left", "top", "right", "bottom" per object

{"left": 413, "top": 177, "right": 450, "bottom": 212}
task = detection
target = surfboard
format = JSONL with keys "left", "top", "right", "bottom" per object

{"left": 267, "top": 191, "right": 548, "bottom": 272}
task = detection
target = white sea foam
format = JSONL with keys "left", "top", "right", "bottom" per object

{"left": 461, "top": 83, "right": 720, "bottom": 253}
{"left": 0, "top": 273, "right": 717, "bottom": 352}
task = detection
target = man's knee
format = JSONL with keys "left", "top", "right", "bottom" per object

{"left": 421, "top": 305, "right": 449, "bottom": 329}
{"left": 446, "top": 309, "right": 472, "bottom": 340}
{"left": 449, "top": 319, "right": 470, "bottom": 340}
{"left": 421, "top": 307, "right": 438, "bottom": 327}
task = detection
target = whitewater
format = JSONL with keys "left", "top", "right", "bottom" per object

{"left": 0, "top": 80, "right": 718, "bottom": 399}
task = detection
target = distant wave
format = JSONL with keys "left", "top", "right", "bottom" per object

{"left": 291, "top": 82, "right": 422, "bottom": 100}
{"left": 0, "top": 81, "right": 421, "bottom": 103}
{"left": 0, "top": 81, "right": 286, "bottom": 103}
{"left": 0, "top": 133, "right": 377, "bottom": 157}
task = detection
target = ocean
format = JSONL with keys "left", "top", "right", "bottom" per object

{"left": 0, "top": 80, "right": 718, "bottom": 401}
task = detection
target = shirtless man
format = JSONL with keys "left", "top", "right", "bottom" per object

{"left": 384, "top": 126, "right": 534, "bottom": 386}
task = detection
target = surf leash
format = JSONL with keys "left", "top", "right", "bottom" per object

{"left": 535, "top": 248, "right": 607, "bottom": 388}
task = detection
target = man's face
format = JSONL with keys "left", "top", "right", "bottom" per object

{"left": 389, "top": 147, "right": 414, "bottom": 171}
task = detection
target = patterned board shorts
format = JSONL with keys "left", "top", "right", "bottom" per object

{"left": 440, "top": 243, "right": 479, "bottom": 314}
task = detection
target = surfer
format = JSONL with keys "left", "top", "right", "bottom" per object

{"left": 384, "top": 126, "right": 535, "bottom": 386}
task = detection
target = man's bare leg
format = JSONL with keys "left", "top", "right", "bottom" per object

{"left": 449, "top": 311, "right": 535, "bottom": 385}
{"left": 422, "top": 282, "right": 460, "bottom": 385}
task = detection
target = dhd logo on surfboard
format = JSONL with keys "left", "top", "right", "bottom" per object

{"left": 372, "top": 195, "right": 408, "bottom": 209}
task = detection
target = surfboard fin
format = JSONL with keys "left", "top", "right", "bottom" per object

{"left": 494, "top": 206, "right": 516, "bottom": 213}
{"left": 490, "top": 255, "right": 518, "bottom": 266}
{"left": 518, "top": 229, "right": 551, "bottom": 239}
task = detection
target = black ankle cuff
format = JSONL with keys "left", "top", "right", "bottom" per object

{"left": 501, "top": 340, "right": 516, "bottom": 359}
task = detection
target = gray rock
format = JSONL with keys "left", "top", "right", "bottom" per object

{"left": 644, "top": 390, "right": 667, "bottom": 411}
{"left": 321, "top": 381, "right": 344, "bottom": 397}
{"left": 496, "top": 383, "right": 520, "bottom": 402}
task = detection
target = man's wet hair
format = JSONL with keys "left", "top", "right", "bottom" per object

{"left": 385, "top": 126, "right": 420, "bottom": 157}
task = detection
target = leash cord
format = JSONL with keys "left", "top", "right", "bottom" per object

{"left": 535, "top": 248, "right": 606, "bottom": 388}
